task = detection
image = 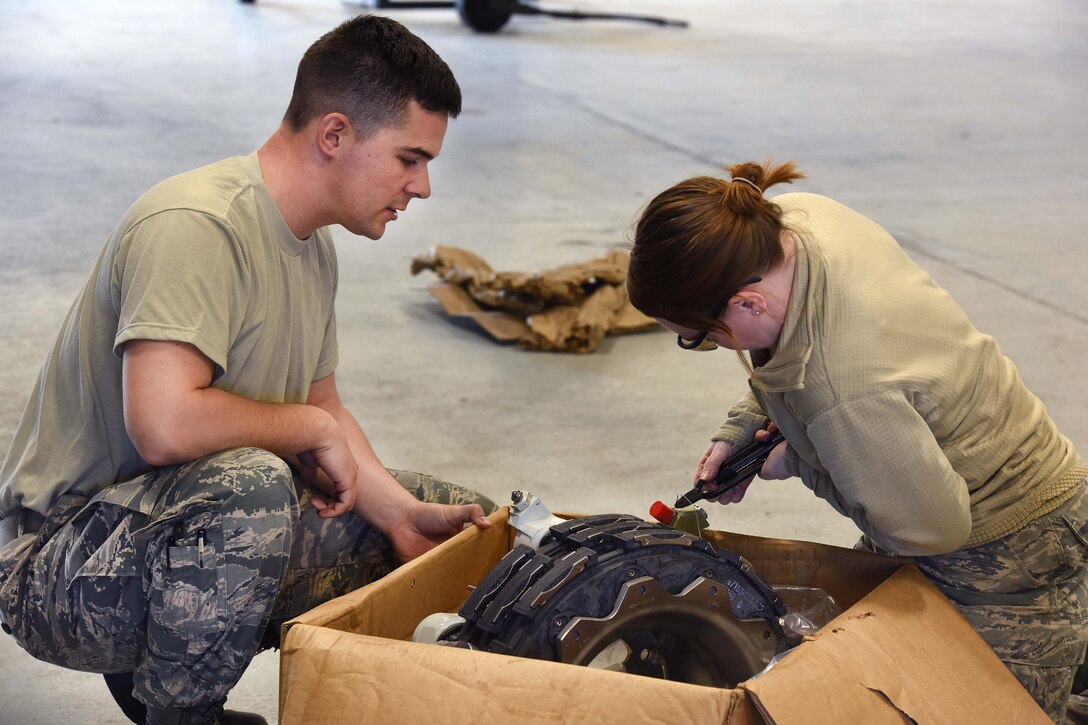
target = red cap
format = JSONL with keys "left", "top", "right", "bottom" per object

{"left": 649, "top": 500, "right": 676, "bottom": 526}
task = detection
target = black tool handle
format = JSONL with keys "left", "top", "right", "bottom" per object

{"left": 674, "top": 429, "right": 786, "bottom": 507}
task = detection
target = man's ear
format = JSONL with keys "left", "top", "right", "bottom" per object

{"left": 315, "top": 113, "right": 352, "bottom": 159}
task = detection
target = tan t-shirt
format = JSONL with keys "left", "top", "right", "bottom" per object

{"left": 0, "top": 152, "right": 338, "bottom": 515}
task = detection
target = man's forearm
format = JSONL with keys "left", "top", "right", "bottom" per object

{"left": 122, "top": 338, "right": 343, "bottom": 466}
{"left": 318, "top": 398, "right": 419, "bottom": 532}
{"left": 128, "top": 385, "right": 340, "bottom": 466}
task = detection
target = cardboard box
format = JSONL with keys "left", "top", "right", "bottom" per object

{"left": 280, "top": 509, "right": 1048, "bottom": 724}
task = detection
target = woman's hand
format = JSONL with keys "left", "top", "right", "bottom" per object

{"left": 696, "top": 440, "right": 734, "bottom": 485}
{"left": 759, "top": 439, "right": 790, "bottom": 481}
{"left": 700, "top": 425, "right": 787, "bottom": 505}
{"left": 697, "top": 440, "right": 751, "bottom": 505}
{"left": 754, "top": 423, "right": 789, "bottom": 481}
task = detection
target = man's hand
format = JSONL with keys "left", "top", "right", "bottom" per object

{"left": 296, "top": 448, "right": 358, "bottom": 518}
{"left": 303, "top": 374, "right": 490, "bottom": 544}
{"left": 387, "top": 501, "right": 492, "bottom": 563}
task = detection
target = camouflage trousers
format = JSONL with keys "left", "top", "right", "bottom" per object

{"left": 0, "top": 447, "right": 496, "bottom": 725}
{"left": 914, "top": 480, "right": 1088, "bottom": 724}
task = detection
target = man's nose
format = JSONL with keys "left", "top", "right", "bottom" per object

{"left": 407, "top": 169, "right": 431, "bottom": 200}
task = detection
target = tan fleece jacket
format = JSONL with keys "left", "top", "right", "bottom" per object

{"left": 713, "top": 193, "right": 1085, "bottom": 556}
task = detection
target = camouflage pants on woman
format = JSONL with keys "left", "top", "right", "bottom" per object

{"left": 914, "top": 480, "right": 1088, "bottom": 724}
{"left": 0, "top": 447, "right": 496, "bottom": 725}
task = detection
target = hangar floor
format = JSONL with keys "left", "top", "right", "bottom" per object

{"left": 0, "top": 0, "right": 1085, "bottom": 721}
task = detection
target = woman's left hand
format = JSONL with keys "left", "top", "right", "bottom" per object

{"left": 759, "top": 441, "right": 790, "bottom": 480}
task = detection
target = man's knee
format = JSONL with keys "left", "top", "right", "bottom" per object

{"left": 387, "top": 469, "right": 498, "bottom": 513}
{"left": 193, "top": 447, "right": 298, "bottom": 516}
{"left": 164, "top": 448, "right": 300, "bottom": 572}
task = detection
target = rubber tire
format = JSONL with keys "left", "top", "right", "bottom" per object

{"left": 447, "top": 514, "right": 790, "bottom": 686}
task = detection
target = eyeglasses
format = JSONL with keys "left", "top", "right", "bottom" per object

{"left": 676, "top": 276, "right": 762, "bottom": 351}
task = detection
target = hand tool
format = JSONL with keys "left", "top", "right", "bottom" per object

{"left": 673, "top": 430, "right": 785, "bottom": 508}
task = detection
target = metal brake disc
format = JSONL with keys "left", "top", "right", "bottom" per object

{"left": 441, "top": 512, "right": 796, "bottom": 687}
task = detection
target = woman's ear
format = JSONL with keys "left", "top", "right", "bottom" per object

{"left": 732, "top": 291, "right": 766, "bottom": 316}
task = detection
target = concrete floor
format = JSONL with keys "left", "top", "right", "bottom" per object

{"left": 0, "top": 0, "right": 1086, "bottom": 721}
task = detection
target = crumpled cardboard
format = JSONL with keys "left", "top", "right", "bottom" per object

{"left": 410, "top": 246, "right": 660, "bottom": 352}
{"left": 280, "top": 509, "right": 1050, "bottom": 724}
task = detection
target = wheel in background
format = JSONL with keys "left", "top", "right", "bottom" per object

{"left": 456, "top": 0, "right": 513, "bottom": 33}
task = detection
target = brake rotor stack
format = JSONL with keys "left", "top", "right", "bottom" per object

{"left": 441, "top": 513, "right": 795, "bottom": 686}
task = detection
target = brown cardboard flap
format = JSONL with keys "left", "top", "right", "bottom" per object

{"left": 426, "top": 282, "right": 484, "bottom": 315}
{"left": 704, "top": 530, "right": 904, "bottom": 610}
{"left": 743, "top": 566, "right": 1050, "bottom": 724}
{"left": 284, "top": 508, "right": 513, "bottom": 639}
{"left": 427, "top": 284, "right": 531, "bottom": 342}
{"left": 281, "top": 624, "right": 758, "bottom": 725}
{"left": 414, "top": 246, "right": 661, "bottom": 352}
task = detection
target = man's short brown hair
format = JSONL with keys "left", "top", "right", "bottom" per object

{"left": 284, "top": 15, "right": 461, "bottom": 135}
